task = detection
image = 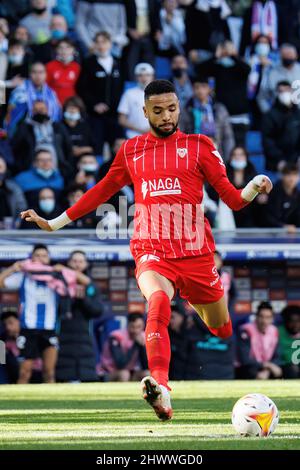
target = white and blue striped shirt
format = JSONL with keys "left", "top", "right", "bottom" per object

{"left": 4, "top": 273, "right": 58, "bottom": 331}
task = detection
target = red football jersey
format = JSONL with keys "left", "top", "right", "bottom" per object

{"left": 66, "top": 129, "right": 248, "bottom": 259}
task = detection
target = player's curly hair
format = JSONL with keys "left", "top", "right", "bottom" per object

{"left": 144, "top": 79, "right": 176, "bottom": 100}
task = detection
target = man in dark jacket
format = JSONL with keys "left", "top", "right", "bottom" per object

{"left": 11, "top": 99, "right": 73, "bottom": 180}
{"left": 124, "top": 0, "right": 161, "bottom": 80}
{"left": 196, "top": 41, "right": 251, "bottom": 146}
{"left": 76, "top": 31, "right": 124, "bottom": 154}
{"left": 0, "top": 155, "right": 27, "bottom": 228}
{"left": 265, "top": 162, "right": 300, "bottom": 232}
{"left": 180, "top": 76, "right": 235, "bottom": 161}
{"left": 56, "top": 251, "right": 103, "bottom": 382}
{"left": 262, "top": 81, "right": 300, "bottom": 171}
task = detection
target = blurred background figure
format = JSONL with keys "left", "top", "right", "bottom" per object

{"left": 118, "top": 62, "right": 154, "bottom": 139}
{"left": 279, "top": 305, "right": 300, "bottom": 379}
{"left": 56, "top": 250, "right": 103, "bottom": 383}
{"left": 236, "top": 302, "right": 282, "bottom": 380}
{"left": 98, "top": 312, "right": 148, "bottom": 382}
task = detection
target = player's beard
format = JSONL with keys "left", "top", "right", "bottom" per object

{"left": 148, "top": 119, "right": 179, "bottom": 138}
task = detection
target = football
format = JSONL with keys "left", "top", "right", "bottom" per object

{"left": 232, "top": 393, "right": 279, "bottom": 437}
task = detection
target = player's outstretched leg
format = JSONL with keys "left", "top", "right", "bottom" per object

{"left": 137, "top": 271, "right": 174, "bottom": 421}
{"left": 191, "top": 295, "right": 233, "bottom": 339}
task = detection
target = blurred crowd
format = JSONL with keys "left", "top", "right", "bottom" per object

{"left": 0, "top": 246, "right": 299, "bottom": 384}
{"left": 0, "top": 1, "right": 299, "bottom": 231}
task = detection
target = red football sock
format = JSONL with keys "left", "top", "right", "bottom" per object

{"left": 207, "top": 317, "right": 233, "bottom": 339}
{"left": 145, "top": 290, "right": 171, "bottom": 390}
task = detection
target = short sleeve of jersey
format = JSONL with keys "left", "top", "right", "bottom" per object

{"left": 4, "top": 272, "right": 24, "bottom": 290}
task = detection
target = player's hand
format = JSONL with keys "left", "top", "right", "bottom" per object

{"left": 53, "top": 264, "right": 65, "bottom": 272}
{"left": 12, "top": 261, "right": 23, "bottom": 272}
{"left": 20, "top": 209, "right": 52, "bottom": 231}
{"left": 253, "top": 176, "right": 273, "bottom": 195}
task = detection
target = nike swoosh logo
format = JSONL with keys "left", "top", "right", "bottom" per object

{"left": 133, "top": 154, "right": 143, "bottom": 162}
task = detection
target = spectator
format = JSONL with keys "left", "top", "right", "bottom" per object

{"left": 180, "top": 76, "right": 235, "bottom": 161}
{"left": 76, "top": 0, "right": 128, "bottom": 58}
{"left": 98, "top": 312, "right": 148, "bottom": 382}
{"left": 236, "top": 302, "right": 282, "bottom": 379}
{"left": 261, "top": 44, "right": 300, "bottom": 111}
{"left": 11, "top": 99, "right": 73, "bottom": 179}
{"left": 32, "top": 14, "right": 84, "bottom": 64}
{"left": 13, "top": 25, "right": 31, "bottom": 50}
{"left": 265, "top": 163, "right": 300, "bottom": 233}
{"left": 5, "top": 62, "right": 61, "bottom": 138}
{"left": 0, "top": 310, "right": 22, "bottom": 383}
{"left": 279, "top": 305, "right": 300, "bottom": 379}
{"left": 56, "top": 250, "right": 103, "bottom": 382}
{"left": 239, "top": 0, "right": 280, "bottom": 56}
{"left": 118, "top": 63, "right": 153, "bottom": 139}
{"left": 168, "top": 305, "right": 188, "bottom": 380}
{"left": 125, "top": 0, "right": 161, "bottom": 80}
{"left": 0, "top": 244, "right": 90, "bottom": 384}
{"left": 77, "top": 32, "right": 123, "bottom": 154}
{"left": 75, "top": 154, "right": 100, "bottom": 190}
{"left": 169, "top": 54, "right": 193, "bottom": 108}
{"left": 14, "top": 148, "right": 64, "bottom": 207}
{"left": 157, "top": 0, "right": 186, "bottom": 58}
{"left": 20, "top": 0, "right": 52, "bottom": 45}
{"left": 225, "top": 146, "right": 258, "bottom": 227}
{"left": 63, "top": 183, "right": 98, "bottom": 229}
{"left": 0, "top": 39, "right": 30, "bottom": 94}
{"left": 20, "top": 187, "right": 61, "bottom": 229}
{"left": 62, "top": 96, "right": 95, "bottom": 159}
{"left": 185, "top": 0, "right": 231, "bottom": 56}
{"left": 247, "top": 34, "right": 274, "bottom": 126}
{"left": 45, "top": 39, "right": 81, "bottom": 105}
{"left": 0, "top": 156, "right": 27, "bottom": 229}
{"left": 262, "top": 81, "right": 300, "bottom": 171}
{"left": 197, "top": 41, "right": 251, "bottom": 146}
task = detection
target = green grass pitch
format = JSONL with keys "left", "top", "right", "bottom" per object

{"left": 0, "top": 381, "right": 299, "bottom": 450}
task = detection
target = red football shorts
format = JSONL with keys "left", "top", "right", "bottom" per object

{"left": 135, "top": 252, "right": 224, "bottom": 304}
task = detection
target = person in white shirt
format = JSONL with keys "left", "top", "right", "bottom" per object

{"left": 117, "top": 63, "right": 154, "bottom": 139}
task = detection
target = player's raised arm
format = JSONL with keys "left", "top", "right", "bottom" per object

{"left": 199, "top": 135, "right": 272, "bottom": 211}
{"left": 20, "top": 143, "right": 132, "bottom": 231}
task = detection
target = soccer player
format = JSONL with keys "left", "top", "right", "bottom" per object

{"left": 21, "top": 80, "right": 272, "bottom": 420}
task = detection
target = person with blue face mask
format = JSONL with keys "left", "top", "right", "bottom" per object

{"left": 14, "top": 148, "right": 64, "bottom": 208}
{"left": 197, "top": 41, "right": 251, "bottom": 146}
{"left": 247, "top": 34, "right": 274, "bottom": 129}
{"left": 225, "top": 146, "right": 258, "bottom": 227}
{"left": 62, "top": 96, "right": 95, "bottom": 159}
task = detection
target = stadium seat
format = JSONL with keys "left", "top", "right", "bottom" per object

{"left": 155, "top": 56, "right": 172, "bottom": 79}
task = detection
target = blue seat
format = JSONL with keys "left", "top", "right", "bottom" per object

{"left": 155, "top": 56, "right": 172, "bottom": 79}
{"left": 249, "top": 154, "right": 265, "bottom": 174}
{"left": 246, "top": 131, "right": 263, "bottom": 155}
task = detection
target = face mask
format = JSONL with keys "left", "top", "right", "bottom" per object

{"left": 278, "top": 91, "right": 293, "bottom": 107}
{"left": 36, "top": 168, "right": 54, "bottom": 178}
{"left": 282, "top": 58, "right": 295, "bottom": 68}
{"left": 255, "top": 43, "right": 270, "bottom": 57}
{"left": 58, "top": 55, "right": 74, "bottom": 64}
{"left": 39, "top": 198, "right": 55, "bottom": 213}
{"left": 33, "top": 7, "right": 47, "bottom": 15}
{"left": 230, "top": 159, "right": 247, "bottom": 170}
{"left": 217, "top": 57, "right": 235, "bottom": 68}
{"left": 51, "top": 30, "right": 65, "bottom": 40}
{"left": 64, "top": 111, "right": 80, "bottom": 121}
{"left": 172, "top": 68, "right": 186, "bottom": 79}
{"left": 81, "top": 164, "right": 98, "bottom": 175}
{"left": 8, "top": 54, "right": 24, "bottom": 65}
{"left": 32, "top": 113, "right": 50, "bottom": 123}
{"left": 0, "top": 172, "right": 6, "bottom": 182}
